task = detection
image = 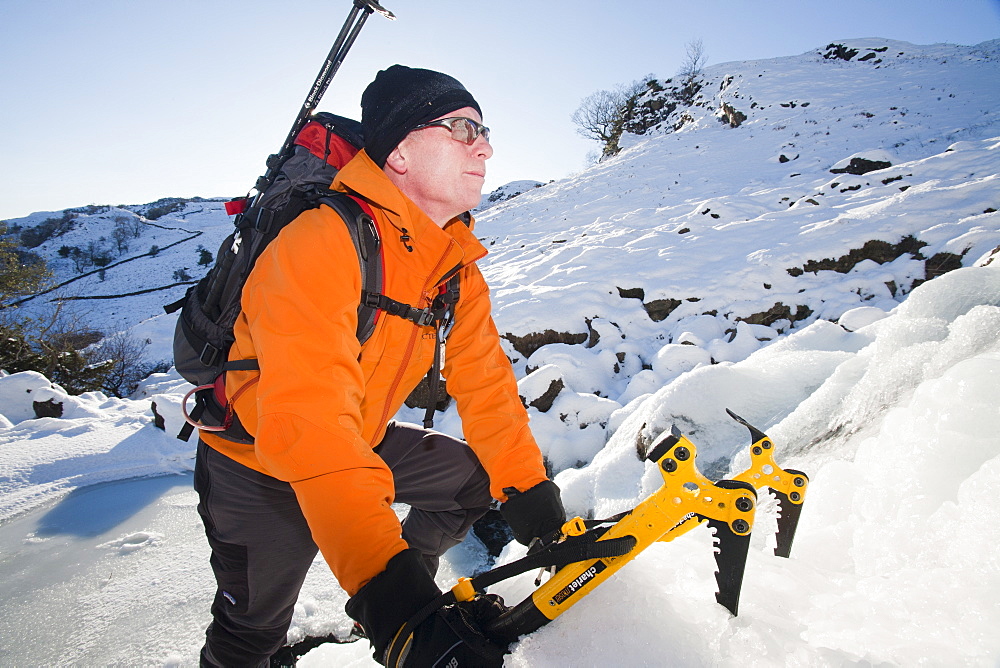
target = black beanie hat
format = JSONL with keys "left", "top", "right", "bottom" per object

{"left": 361, "top": 65, "right": 482, "bottom": 168}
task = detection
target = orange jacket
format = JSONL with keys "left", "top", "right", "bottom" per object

{"left": 202, "top": 151, "right": 548, "bottom": 595}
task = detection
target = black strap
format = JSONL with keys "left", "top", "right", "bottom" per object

{"left": 224, "top": 359, "right": 261, "bottom": 372}
{"left": 385, "top": 531, "right": 636, "bottom": 666}
{"left": 473, "top": 533, "right": 636, "bottom": 591}
{"left": 363, "top": 292, "right": 439, "bottom": 327}
{"left": 176, "top": 400, "right": 202, "bottom": 442}
{"left": 163, "top": 294, "right": 185, "bottom": 314}
{"left": 580, "top": 511, "right": 631, "bottom": 530}
{"left": 320, "top": 192, "right": 383, "bottom": 344}
{"left": 423, "top": 323, "right": 444, "bottom": 429}
{"left": 421, "top": 273, "right": 461, "bottom": 428}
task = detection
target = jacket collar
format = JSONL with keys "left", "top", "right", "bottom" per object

{"left": 334, "top": 150, "right": 411, "bottom": 225}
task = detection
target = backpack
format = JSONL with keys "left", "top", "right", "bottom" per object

{"left": 166, "top": 112, "right": 459, "bottom": 443}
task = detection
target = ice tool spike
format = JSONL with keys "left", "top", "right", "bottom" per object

{"left": 645, "top": 426, "right": 757, "bottom": 616}
{"left": 728, "top": 409, "right": 810, "bottom": 557}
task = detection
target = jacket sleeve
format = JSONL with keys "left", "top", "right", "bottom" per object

{"left": 240, "top": 206, "right": 406, "bottom": 595}
{"left": 441, "top": 264, "right": 549, "bottom": 501}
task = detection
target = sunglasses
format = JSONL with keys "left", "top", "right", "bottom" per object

{"left": 411, "top": 117, "right": 491, "bottom": 145}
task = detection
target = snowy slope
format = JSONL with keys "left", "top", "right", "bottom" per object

{"left": 1, "top": 39, "right": 999, "bottom": 666}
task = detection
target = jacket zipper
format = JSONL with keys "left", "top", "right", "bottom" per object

{"left": 369, "top": 243, "right": 459, "bottom": 446}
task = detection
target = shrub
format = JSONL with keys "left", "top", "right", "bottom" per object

{"left": 145, "top": 199, "right": 186, "bottom": 220}
{"left": 110, "top": 212, "right": 143, "bottom": 238}
{"left": 69, "top": 247, "right": 91, "bottom": 273}
{"left": 84, "top": 240, "right": 112, "bottom": 268}
{"left": 197, "top": 245, "right": 213, "bottom": 266}
{"left": 92, "top": 331, "right": 162, "bottom": 398}
{"left": 0, "top": 318, "right": 109, "bottom": 395}
{"left": 0, "top": 317, "right": 166, "bottom": 398}
{"left": 1, "top": 222, "right": 52, "bottom": 305}
{"left": 678, "top": 38, "right": 708, "bottom": 83}
{"left": 18, "top": 212, "right": 75, "bottom": 248}
{"left": 68, "top": 205, "right": 109, "bottom": 215}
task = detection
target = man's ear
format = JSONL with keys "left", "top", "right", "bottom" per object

{"left": 383, "top": 144, "right": 407, "bottom": 176}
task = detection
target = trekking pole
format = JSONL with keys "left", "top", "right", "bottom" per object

{"left": 253, "top": 0, "right": 395, "bottom": 200}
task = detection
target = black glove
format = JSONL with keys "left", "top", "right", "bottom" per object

{"left": 500, "top": 480, "right": 566, "bottom": 547}
{"left": 397, "top": 594, "right": 508, "bottom": 667}
{"left": 346, "top": 548, "right": 507, "bottom": 667}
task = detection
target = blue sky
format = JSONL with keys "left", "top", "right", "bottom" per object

{"left": 1, "top": 0, "right": 998, "bottom": 221}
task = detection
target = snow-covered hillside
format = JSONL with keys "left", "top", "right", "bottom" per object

{"left": 470, "top": 38, "right": 1000, "bottom": 473}
{"left": 1, "top": 39, "right": 999, "bottom": 666}
{"left": 5, "top": 198, "right": 230, "bottom": 341}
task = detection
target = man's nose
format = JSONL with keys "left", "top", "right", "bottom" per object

{"left": 474, "top": 135, "right": 493, "bottom": 159}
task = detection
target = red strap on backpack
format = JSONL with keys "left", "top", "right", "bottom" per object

{"left": 225, "top": 198, "right": 248, "bottom": 216}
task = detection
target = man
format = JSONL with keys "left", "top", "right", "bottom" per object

{"left": 195, "top": 65, "right": 566, "bottom": 667}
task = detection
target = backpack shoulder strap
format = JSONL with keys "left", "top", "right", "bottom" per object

{"left": 317, "top": 191, "right": 383, "bottom": 345}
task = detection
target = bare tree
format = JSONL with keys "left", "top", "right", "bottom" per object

{"left": 112, "top": 220, "right": 131, "bottom": 254}
{"left": 69, "top": 247, "right": 90, "bottom": 273}
{"left": 2, "top": 299, "right": 111, "bottom": 394}
{"left": 678, "top": 39, "right": 708, "bottom": 82}
{"left": 572, "top": 88, "right": 626, "bottom": 145}
{"left": 92, "top": 331, "right": 151, "bottom": 398}
{"left": 571, "top": 75, "right": 654, "bottom": 156}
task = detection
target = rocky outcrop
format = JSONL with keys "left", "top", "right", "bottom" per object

{"left": 32, "top": 399, "right": 63, "bottom": 419}
{"left": 786, "top": 235, "right": 964, "bottom": 283}
{"left": 738, "top": 303, "right": 813, "bottom": 328}
{"left": 822, "top": 43, "right": 889, "bottom": 63}
{"left": 521, "top": 376, "right": 564, "bottom": 413}
{"left": 616, "top": 288, "right": 685, "bottom": 323}
{"left": 830, "top": 157, "right": 892, "bottom": 175}
{"left": 504, "top": 329, "right": 588, "bottom": 358}
{"left": 720, "top": 102, "right": 747, "bottom": 128}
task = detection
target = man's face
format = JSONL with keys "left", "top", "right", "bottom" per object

{"left": 390, "top": 106, "right": 493, "bottom": 225}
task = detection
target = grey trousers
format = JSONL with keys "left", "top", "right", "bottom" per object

{"left": 194, "top": 421, "right": 493, "bottom": 667}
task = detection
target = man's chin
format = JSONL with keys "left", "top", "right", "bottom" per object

{"left": 462, "top": 189, "right": 485, "bottom": 211}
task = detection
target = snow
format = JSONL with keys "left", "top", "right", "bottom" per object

{"left": 2, "top": 39, "right": 999, "bottom": 665}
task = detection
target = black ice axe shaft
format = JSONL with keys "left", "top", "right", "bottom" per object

{"left": 253, "top": 0, "right": 395, "bottom": 198}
